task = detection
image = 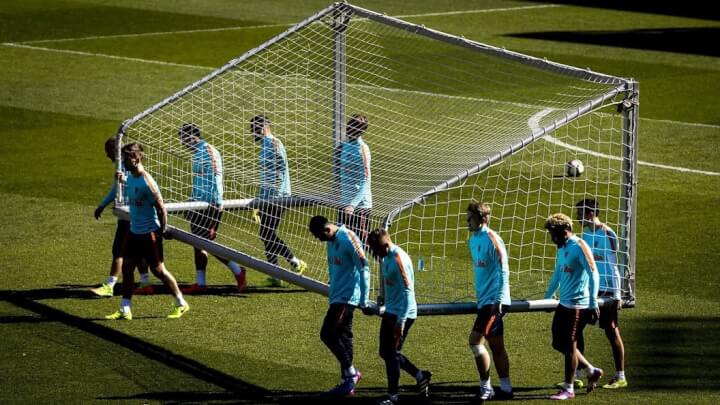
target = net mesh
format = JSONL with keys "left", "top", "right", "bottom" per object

{"left": 120, "top": 4, "right": 635, "bottom": 307}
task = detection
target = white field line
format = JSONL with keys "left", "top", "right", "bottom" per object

{"left": 395, "top": 4, "right": 561, "bottom": 18}
{"left": 17, "top": 5, "right": 561, "bottom": 45}
{"left": 2, "top": 42, "right": 212, "bottom": 71}
{"left": 2, "top": 41, "right": 718, "bottom": 175}
{"left": 529, "top": 109, "right": 720, "bottom": 176}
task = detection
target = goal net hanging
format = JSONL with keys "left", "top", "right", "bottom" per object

{"left": 114, "top": 3, "right": 638, "bottom": 314}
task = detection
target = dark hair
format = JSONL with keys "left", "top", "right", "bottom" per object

{"left": 104, "top": 137, "right": 116, "bottom": 154}
{"left": 121, "top": 142, "right": 144, "bottom": 160}
{"left": 179, "top": 123, "right": 201, "bottom": 139}
{"left": 309, "top": 215, "right": 329, "bottom": 234}
{"left": 467, "top": 202, "right": 491, "bottom": 222}
{"left": 346, "top": 114, "right": 368, "bottom": 139}
{"left": 575, "top": 198, "right": 599, "bottom": 216}
{"left": 367, "top": 228, "right": 389, "bottom": 247}
{"left": 250, "top": 115, "right": 270, "bottom": 134}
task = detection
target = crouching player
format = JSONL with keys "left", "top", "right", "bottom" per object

{"left": 544, "top": 213, "right": 603, "bottom": 400}
{"left": 105, "top": 143, "right": 189, "bottom": 320}
{"left": 367, "top": 229, "right": 432, "bottom": 405}
{"left": 466, "top": 202, "right": 513, "bottom": 401}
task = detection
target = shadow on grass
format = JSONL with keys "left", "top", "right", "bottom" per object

{"left": 507, "top": 27, "right": 720, "bottom": 58}
{"left": 629, "top": 315, "right": 720, "bottom": 391}
{"left": 0, "top": 289, "right": 269, "bottom": 400}
{"left": 44, "top": 283, "right": 309, "bottom": 299}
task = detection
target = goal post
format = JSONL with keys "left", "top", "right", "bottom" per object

{"left": 113, "top": 2, "right": 638, "bottom": 314}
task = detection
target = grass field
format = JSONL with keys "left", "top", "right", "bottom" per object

{"left": 1, "top": 1, "right": 719, "bottom": 403}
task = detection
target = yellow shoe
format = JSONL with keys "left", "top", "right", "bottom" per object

{"left": 90, "top": 283, "right": 114, "bottom": 298}
{"left": 293, "top": 259, "right": 307, "bottom": 275}
{"left": 167, "top": 304, "right": 189, "bottom": 319}
{"left": 555, "top": 380, "right": 584, "bottom": 389}
{"left": 602, "top": 378, "right": 628, "bottom": 389}
{"left": 105, "top": 309, "right": 132, "bottom": 320}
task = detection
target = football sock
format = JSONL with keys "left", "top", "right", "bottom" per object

{"left": 564, "top": 383, "right": 574, "bottom": 393}
{"left": 227, "top": 261, "right": 244, "bottom": 275}
{"left": 481, "top": 378, "right": 491, "bottom": 389}
{"left": 289, "top": 257, "right": 301, "bottom": 268}
{"left": 175, "top": 295, "right": 187, "bottom": 307}
{"left": 499, "top": 377, "right": 512, "bottom": 393}
{"left": 615, "top": 371, "right": 625, "bottom": 380}
{"left": 120, "top": 298, "right": 131, "bottom": 313}
{"left": 195, "top": 270, "right": 206, "bottom": 286}
{"left": 106, "top": 276, "right": 118, "bottom": 287}
{"left": 415, "top": 370, "right": 424, "bottom": 381}
{"left": 343, "top": 366, "right": 357, "bottom": 378}
{"left": 140, "top": 272, "right": 150, "bottom": 284}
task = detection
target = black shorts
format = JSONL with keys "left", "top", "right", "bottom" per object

{"left": 598, "top": 295, "right": 620, "bottom": 329}
{"left": 552, "top": 305, "right": 589, "bottom": 352}
{"left": 187, "top": 205, "right": 223, "bottom": 240}
{"left": 380, "top": 313, "right": 416, "bottom": 353}
{"left": 472, "top": 304, "right": 507, "bottom": 337}
{"left": 112, "top": 220, "right": 131, "bottom": 258}
{"left": 123, "top": 230, "right": 164, "bottom": 268}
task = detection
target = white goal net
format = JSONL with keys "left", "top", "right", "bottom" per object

{"left": 115, "top": 3, "right": 638, "bottom": 313}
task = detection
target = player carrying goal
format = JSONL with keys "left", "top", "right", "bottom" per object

{"left": 178, "top": 123, "right": 247, "bottom": 294}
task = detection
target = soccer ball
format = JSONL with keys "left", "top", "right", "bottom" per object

{"left": 565, "top": 159, "right": 585, "bottom": 177}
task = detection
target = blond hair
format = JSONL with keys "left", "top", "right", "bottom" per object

{"left": 545, "top": 213, "right": 573, "bottom": 231}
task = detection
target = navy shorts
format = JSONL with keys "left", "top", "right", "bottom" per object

{"left": 112, "top": 220, "right": 131, "bottom": 258}
{"left": 123, "top": 230, "right": 164, "bottom": 268}
{"left": 472, "top": 304, "right": 508, "bottom": 337}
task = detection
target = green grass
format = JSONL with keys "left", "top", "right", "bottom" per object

{"left": 1, "top": 1, "right": 719, "bottom": 403}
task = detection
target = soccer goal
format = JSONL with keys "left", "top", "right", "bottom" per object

{"left": 113, "top": 3, "right": 638, "bottom": 314}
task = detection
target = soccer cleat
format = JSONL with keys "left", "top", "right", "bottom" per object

{"left": 586, "top": 368, "right": 603, "bottom": 393}
{"left": 267, "top": 277, "right": 285, "bottom": 288}
{"left": 602, "top": 378, "right": 627, "bottom": 389}
{"left": 322, "top": 371, "right": 362, "bottom": 398}
{"left": 133, "top": 282, "right": 155, "bottom": 295}
{"left": 235, "top": 271, "right": 248, "bottom": 293}
{"left": 167, "top": 304, "right": 190, "bottom": 319}
{"left": 555, "top": 380, "right": 584, "bottom": 389}
{"left": 549, "top": 389, "right": 575, "bottom": 400}
{"left": 105, "top": 309, "right": 132, "bottom": 320}
{"left": 376, "top": 394, "right": 399, "bottom": 405}
{"left": 293, "top": 259, "right": 307, "bottom": 275}
{"left": 494, "top": 388, "right": 514, "bottom": 400}
{"left": 90, "top": 283, "right": 114, "bottom": 297}
{"left": 181, "top": 283, "right": 208, "bottom": 294}
{"left": 478, "top": 385, "right": 495, "bottom": 401}
{"left": 416, "top": 370, "right": 432, "bottom": 397}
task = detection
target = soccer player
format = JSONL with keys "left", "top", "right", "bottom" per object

{"left": 308, "top": 215, "right": 369, "bottom": 398}
{"left": 91, "top": 137, "right": 152, "bottom": 297}
{"left": 576, "top": 199, "right": 627, "bottom": 389}
{"left": 251, "top": 115, "right": 306, "bottom": 286}
{"left": 466, "top": 202, "right": 513, "bottom": 401}
{"left": 105, "top": 143, "right": 189, "bottom": 320}
{"left": 335, "top": 114, "right": 372, "bottom": 245}
{"left": 178, "top": 123, "right": 247, "bottom": 294}
{"left": 367, "top": 228, "right": 432, "bottom": 405}
{"left": 544, "top": 213, "right": 603, "bottom": 400}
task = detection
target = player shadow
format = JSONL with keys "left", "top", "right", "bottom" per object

{"left": 507, "top": 27, "right": 720, "bottom": 58}
{"left": 1, "top": 292, "right": 271, "bottom": 400}
{"left": 523, "top": 0, "right": 720, "bottom": 22}
{"left": 629, "top": 315, "right": 720, "bottom": 391}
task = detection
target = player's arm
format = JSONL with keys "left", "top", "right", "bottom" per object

{"left": 95, "top": 183, "right": 116, "bottom": 219}
{"left": 579, "top": 242, "right": 600, "bottom": 309}
{"left": 493, "top": 240, "right": 511, "bottom": 311}
{"left": 348, "top": 234, "right": 370, "bottom": 306}
{"left": 394, "top": 254, "right": 412, "bottom": 325}
{"left": 544, "top": 261, "right": 561, "bottom": 300}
